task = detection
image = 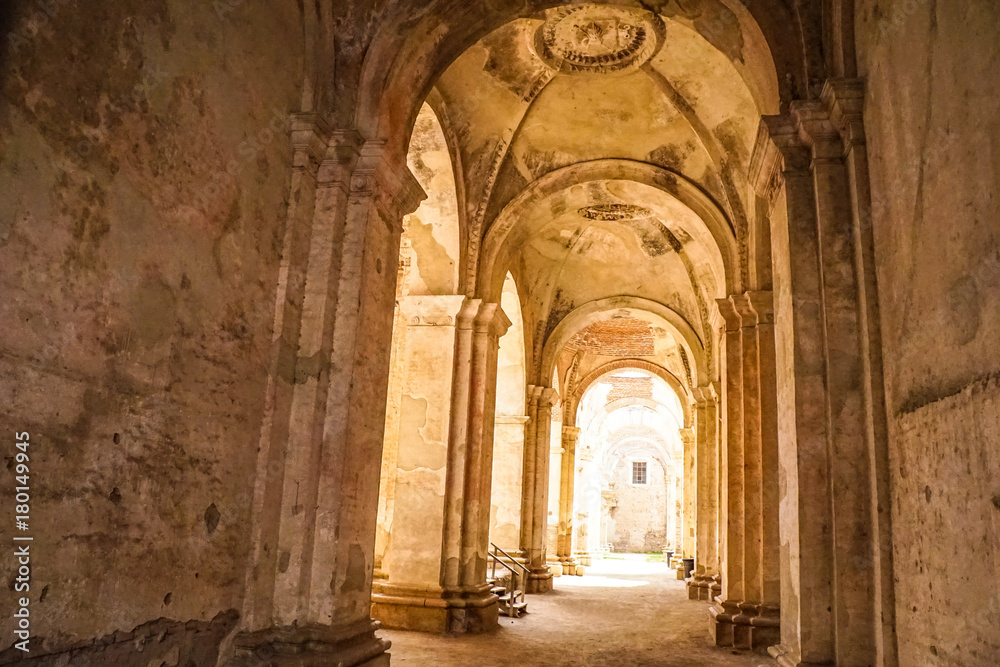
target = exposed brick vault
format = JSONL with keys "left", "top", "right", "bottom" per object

{"left": 566, "top": 317, "right": 656, "bottom": 357}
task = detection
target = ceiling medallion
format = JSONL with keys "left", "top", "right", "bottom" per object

{"left": 578, "top": 203, "right": 653, "bottom": 221}
{"left": 533, "top": 5, "right": 665, "bottom": 76}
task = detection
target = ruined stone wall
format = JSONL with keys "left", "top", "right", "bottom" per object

{"left": 609, "top": 457, "right": 667, "bottom": 553}
{"left": 857, "top": 2, "right": 1000, "bottom": 663}
{"left": 0, "top": 0, "right": 303, "bottom": 660}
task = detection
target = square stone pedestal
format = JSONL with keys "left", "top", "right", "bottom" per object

{"left": 526, "top": 568, "right": 554, "bottom": 593}
{"left": 371, "top": 583, "right": 499, "bottom": 633}
{"left": 709, "top": 599, "right": 780, "bottom": 651}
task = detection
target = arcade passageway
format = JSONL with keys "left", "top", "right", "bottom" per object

{"left": 1, "top": 1, "right": 998, "bottom": 666}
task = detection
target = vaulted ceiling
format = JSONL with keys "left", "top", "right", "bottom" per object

{"left": 408, "top": 3, "right": 774, "bottom": 389}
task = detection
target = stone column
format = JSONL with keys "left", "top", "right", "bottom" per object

{"left": 734, "top": 292, "right": 781, "bottom": 647}
{"left": 824, "top": 78, "right": 898, "bottom": 667}
{"left": 526, "top": 387, "right": 558, "bottom": 592}
{"left": 573, "top": 440, "right": 596, "bottom": 566}
{"left": 710, "top": 292, "right": 781, "bottom": 650}
{"left": 371, "top": 299, "right": 509, "bottom": 633}
{"left": 710, "top": 298, "right": 744, "bottom": 646}
{"left": 490, "top": 414, "right": 529, "bottom": 551}
{"left": 750, "top": 84, "right": 893, "bottom": 666}
{"left": 370, "top": 295, "right": 467, "bottom": 631}
{"left": 235, "top": 120, "right": 425, "bottom": 665}
{"left": 518, "top": 386, "right": 541, "bottom": 555}
{"left": 556, "top": 425, "right": 581, "bottom": 573}
{"left": 681, "top": 427, "right": 696, "bottom": 560}
{"left": 688, "top": 383, "right": 720, "bottom": 601}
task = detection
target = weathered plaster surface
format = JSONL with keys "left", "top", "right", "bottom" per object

{"left": 858, "top": 1, "right": 1000, "bottom": 663}
{"left": 0, "top": 0, "right": 302, "bottom": 656}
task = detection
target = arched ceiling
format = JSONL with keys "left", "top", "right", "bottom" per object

{"left": 398, "top": 4, "right": 777, "bottom": 392}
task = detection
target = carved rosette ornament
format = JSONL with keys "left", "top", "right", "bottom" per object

{"left": 532, "top": 5, "right": 666, "bottom": 76}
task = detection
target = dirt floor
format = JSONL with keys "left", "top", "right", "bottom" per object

{"left": 380, "top": 555, "right": 769, "bottom": 666}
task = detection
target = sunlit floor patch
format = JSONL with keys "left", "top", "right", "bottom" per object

{"left": 382, "top": 552, "right": 761, "bottom": 667}
{"left": 556, "top": 574, "right": 649, "bottom": 588}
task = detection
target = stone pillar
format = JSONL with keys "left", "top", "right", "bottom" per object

{"left": 556, "top": 425, "right": 580, "bottom": 573}
{"left": 371, "top": 295, "right": 466, "bottom": 627}
{"left": 371, "top": 299, "right": 509, "bottom": 633}
{"left": 688, "top": 384, "right": 720, "bottom": 601}
{"left": 518, "top": 386, "right": 541, "bottom": 555}
{"left": 681, "top": 427, "right": 696, "bottom": 559}
{"left": 710, "top": 298, "right": 744, "bottom": 647}
{"left": 573, "top": 440, "right": 596, "bottom": 566}
{"left": 824, "top": 79, "right": 898, "bottom": 667}
{"left": 749, "top": 82, "right": 894, "bottom": 667}
{"left": 710, "top": 292, "right": 781, "bottom": 650}
{"left": 235, "top": 120, "right": 425, "bottom": 665}
{"left": 490, "top": 414, "right": 529, "bottom": 551}
{"left": 526, "top": 387, "right": 558, "bottom": 592}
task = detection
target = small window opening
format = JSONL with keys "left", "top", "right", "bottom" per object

{"left": 632, "top": 461, "right": 647, "bottom": 485}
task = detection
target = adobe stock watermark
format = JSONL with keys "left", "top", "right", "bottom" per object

{"left": 194, "top": 107, "right": 287, "bottom": 213}
{"left": 11, "top": 431, "right": 33, "bottom": 653}
{"left": 73, "top": 62, "right": 172, "bottom": 160}
{"left": 6, "top": 0, "right": 74, "bottom": 55}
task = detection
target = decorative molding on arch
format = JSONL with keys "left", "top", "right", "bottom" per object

{"left": 566, "top": 358, "right": 693, "bottom": 429}
{"left": 539, "top": 296, "right": 707, "bottom": 390}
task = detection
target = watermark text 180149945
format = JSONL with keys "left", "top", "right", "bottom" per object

{"left": 12, "top": 431, "right": 32, "bottom": 653}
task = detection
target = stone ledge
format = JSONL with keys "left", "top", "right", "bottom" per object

{"left": 231, "top": 618, "right": 389, "bottom": 667}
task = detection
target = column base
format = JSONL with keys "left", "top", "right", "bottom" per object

{"left": 573, "top": 551, "right": 592, "bottom": 567}
{"left": 767, "top": 643, "right": 833, "bottom": 666}
{"left": 371, "top": 582, "right": 498, "bottom": 634}
{"left": 525, "top": 568, "right": 554, "bottom": 593}
{"left": 231, "top": 618, "right": 389, "bottom": 667}
{"left": 686, "top": 573, "right": 717, "bottom": 601}
{"left": 557, "top": 555, "right": 581, "bottom": 576}
{"left": 708, "top": 599, "right": 779, "bottom": 651}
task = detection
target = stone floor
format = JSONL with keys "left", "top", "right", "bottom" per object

{"left": 381, "top": 555, "right": 767, "bottom": 666}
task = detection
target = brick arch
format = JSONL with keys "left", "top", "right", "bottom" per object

{"left": 566, "top": 358, "right": 692, "bottom": 428}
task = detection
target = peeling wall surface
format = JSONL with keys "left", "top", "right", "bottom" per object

{"left": 857, "top": 1, "right": 1000, "bottom": 663}
{"left": 0, "top": 0, "right": 303, "bottom": 659}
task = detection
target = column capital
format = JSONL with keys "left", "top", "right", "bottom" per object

{"left": 288, "top": 113, "right": 342, "bottom": 178}
{"left": 714, "top": 297, "right": 742, "bottom": 333}
{"left": 562, "top": 425, "right": 581, "bottom": 441}
{"left": 474, "top": 301, "right": 511, "bottom": 338}
{"left": 821, "top": 78, "right": 866, "bottom": 149}
{"left": 732, "top": 291, "right": 774, "bottom": 328}
{"left": 397, "top": 294, "right": 467, "bottom": 326}
{"left": 757, "top": 114, "right": 812, "bottom": 175}
{"left": 679, "top": 427, "right": 696, "bottom": 445}
{"left": 693, "top": 383, "right": 720, "bottom": 405}
{"left": 538, "top": 387, "right": 559, "bottom": 408}
{"left": 496, "top": 414, "right": 530, "bottom": 424}
{"left": 327, "top": 136, "right": 425, "bottom": 224}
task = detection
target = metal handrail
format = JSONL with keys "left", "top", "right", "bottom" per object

{"left": 490, "top": 543, "right": 529, "bottom": 576}
{"left": 487, "top": 543, "right": 528, "bottom": 617}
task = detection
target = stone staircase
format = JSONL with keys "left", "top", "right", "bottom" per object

{"left": 487, "top": 544, "right": 530, "bottom": 618}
